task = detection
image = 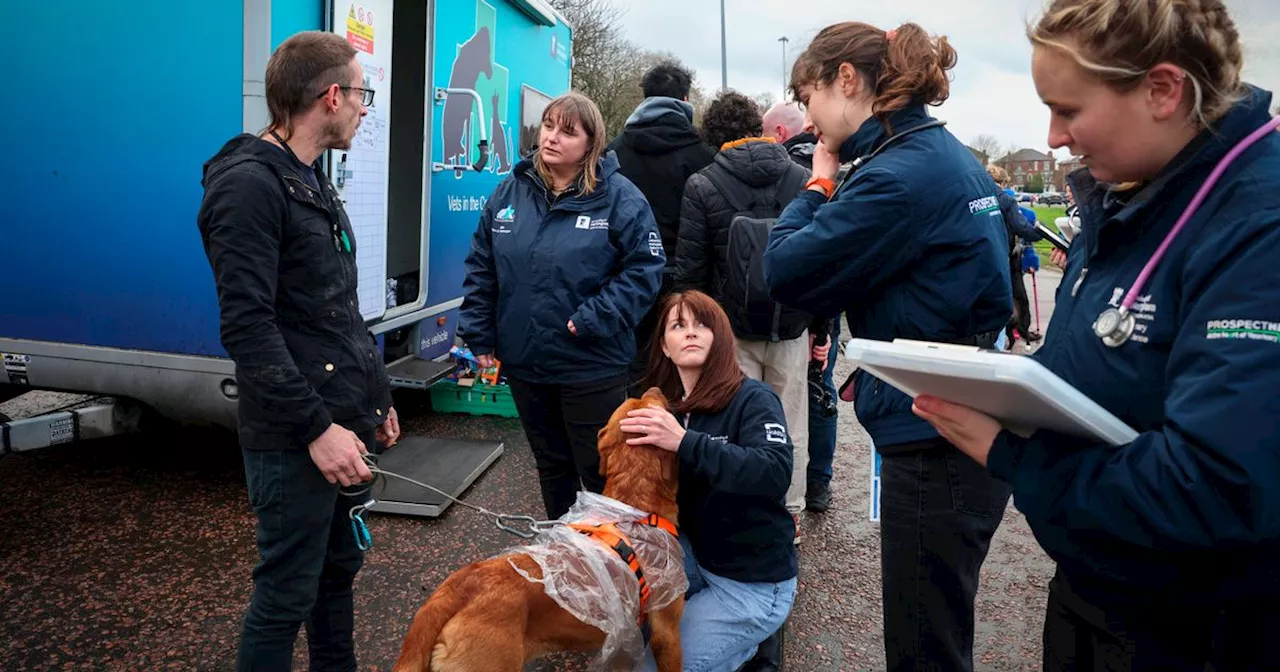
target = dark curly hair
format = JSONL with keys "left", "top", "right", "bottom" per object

{"left": 701, "top": 91, "right": 762, "bottom": 149}
{"left": 641, "top": 61, "right": 694, "bottom": 99}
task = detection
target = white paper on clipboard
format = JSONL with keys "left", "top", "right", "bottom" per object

{"left": 844, "top": 338, "right": 1139, "bottom": 446}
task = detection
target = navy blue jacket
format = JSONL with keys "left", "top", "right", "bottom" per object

{"left": 458, "top": 153, "right": 665, "bottom": 384}
{"left": 988, "top": 86, "right": 1280, "bottom": 607}
{"left": 762, "top": 107, "right": 1012, "bottom": 448}
{"left": 677, "top": 378, "right": 798, "bottom": 583}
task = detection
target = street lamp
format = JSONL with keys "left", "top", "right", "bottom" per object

{"left": 778, "top": 36, "right": 789, "bottom": 99}
{"left": 720, "top": 0, "right": 728, "bottom": 90}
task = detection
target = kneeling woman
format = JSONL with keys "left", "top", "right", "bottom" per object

{"left": 622, "top": 290, "right": 797, "bottom": 672}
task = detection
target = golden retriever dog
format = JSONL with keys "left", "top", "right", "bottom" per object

{"left": 393, "top": 387, "right": 684, "bottom": 671}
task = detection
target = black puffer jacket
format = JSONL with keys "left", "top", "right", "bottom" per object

{"left": 674, "top": 139, "right": 829, "bottom": 338}
{"left": 608, "top": 98, "right": 717, "bottom": 263}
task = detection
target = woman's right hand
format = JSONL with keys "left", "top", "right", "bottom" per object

{"left": 811, "top": 141, "right": 840, "bottom": 183}
{"left": 477, "top": 354, "right": 495, "bottom": 368}
{"left": 1050, "top": 248, "right": 1068, "bottom": 269}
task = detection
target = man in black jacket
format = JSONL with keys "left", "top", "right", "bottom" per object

{"left": 608, "top": 61, "right": 717, "bottom": 396}
{"left": 197, "top": 31, "right": 399, "bottom": 672}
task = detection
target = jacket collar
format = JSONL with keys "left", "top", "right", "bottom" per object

{"left": 837, "top": 105, "right": 931, "bottom": 163}
{"left": 513, "top": 151, "right": 620, "bottom": 209}
{"left": 720, "top": 136, "right": 776, "bottom": 151}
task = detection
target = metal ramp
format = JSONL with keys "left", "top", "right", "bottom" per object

{"left": 385, "top": 355, "right": 453, "bottom": 390}
{"left": 369, "top": 435, "right": 504, "bottom": 517}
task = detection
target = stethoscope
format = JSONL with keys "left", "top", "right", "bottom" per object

{"left": 1092, "top": 115, "right": 1280, "bottom": 347}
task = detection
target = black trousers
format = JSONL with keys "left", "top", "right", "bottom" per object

{"left": 508, "top": 374, "right": 628, "bottom": 519}
{"left": 1044, "top": 571, "right": 1280, "bottom": 672}
{"left": 879, "top": 440, "right": 1011, "bottom": 672}
{"left": 1007, "top": 259, "right": 1034, "bottom": 342}
{"left": 236, "top": 428, "right": 377, "bottom": 672}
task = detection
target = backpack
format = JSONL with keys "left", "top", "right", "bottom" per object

{"left": 702, "top": 162, "right": 811, "bottom": 342}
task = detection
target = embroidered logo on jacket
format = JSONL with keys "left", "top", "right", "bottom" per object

{"left": 648, "top": 231, "right": 665, "bottom": 257}
{"left": 495, "top": 205, "right": 516, "bottom": 223}
{"left": 764, "top": 423, "right": 787, "bottom": 444}
{"left": 1206, "top": 319, "right": 1280, "bottom": 343}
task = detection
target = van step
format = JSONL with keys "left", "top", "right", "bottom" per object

{"left": 385, "top": 356, "right": 453, "bottom": 390}
{"left": 368, "top": 436, "right": 504, "bottom": 517}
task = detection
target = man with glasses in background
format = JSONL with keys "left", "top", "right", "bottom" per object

{"left": 197, "top": 30, "right": 398, "bottom": 671}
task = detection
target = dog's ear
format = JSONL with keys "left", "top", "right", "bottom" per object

{"left": 641, "top": 386, "right": 669, "bottom": 409}
{"left": 661, "top": 451, "right": 678, "bottom": 487}
{"left": 597, "top": 425, "right": 612, "bottom": 477}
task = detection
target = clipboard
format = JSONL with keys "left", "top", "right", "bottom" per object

{"left": 844, "top": 338, "right": 1139, "bottom": 446}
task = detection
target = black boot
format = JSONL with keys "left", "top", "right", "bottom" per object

{"left": 738, "top": 624, "right": 785, "bottom": 672}
{"left": 805, "top": 479, "right": 831, "bottom": 513}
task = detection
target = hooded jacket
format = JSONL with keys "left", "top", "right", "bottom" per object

{"left": 782, "top": 132, "right": 818, "bottom": 170}
{"left": 457, "top": 152, "right": 665, "bottom": 384}
{"left": 762, "top": 106, "right": 1012, "bottom": 448}
{"left": 197, "top": 134, "right": 392, "bottom": 449}
{"left": 607, "top": 97, "right": 717, "bottom": 264}
{"left": 987, "top": 86, "right": 1280, "bottom": 608}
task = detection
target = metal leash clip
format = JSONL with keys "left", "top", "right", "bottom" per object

{"left": 349, "top": 498, "right": 377, "bottom": 551}
{"left": 494, "top": 513, "right": 541, "bottom": 539}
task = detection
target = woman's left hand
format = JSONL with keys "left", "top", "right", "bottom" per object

{"left": 911, "top": 395, "right": 1002, "bottom": 466}
{"left": 619, "top": 407, "right": 686, "bottom": 453}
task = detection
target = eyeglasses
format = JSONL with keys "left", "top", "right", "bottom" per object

{"left": 318, "top": 86, "right": 375, "bottom": 107}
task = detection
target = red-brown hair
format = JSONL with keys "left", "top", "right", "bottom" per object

{"left": 646, "top": 291, "right": 745, "bottom": 415}
{"left": 789, "top": 21, "right": 956, "bottom": 132}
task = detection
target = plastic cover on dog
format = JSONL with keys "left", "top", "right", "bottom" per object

{"left": 504, "top": 491, "right": 687, "bottom": 670}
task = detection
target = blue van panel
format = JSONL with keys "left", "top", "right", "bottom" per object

{"left": 273, "top": 0, "right": 326, "bottom": 48}
{"left": 3, "top": 3, "right": 245, "bottom": 356}
{"left": 426, "top": 0, "right": 572, "bottom": 309}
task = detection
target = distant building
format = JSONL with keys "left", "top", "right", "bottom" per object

{"left": 966, "top": 146, "right": 989, "bottom": 166}
{"left": 1055, "top": 157, "right": 1085, "bottom": 192}
{"left": 996, "top": 148, "right": 1057, "bottom": 192}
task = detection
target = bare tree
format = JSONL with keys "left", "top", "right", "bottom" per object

{"left": 753, "top": 91, "right": 778, "bottom": 111}
{"left": 970, "top": 134, "right": 1003, "bottom": 163}
{"left": 549, "top": 0, "right": 705, "bottom": 139}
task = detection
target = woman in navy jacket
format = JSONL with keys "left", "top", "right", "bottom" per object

{"left": 458, "top": 92, "right": 664, "bottom": 520}
{"left": 915, "top": 1, "right": 1280, "bottom": 668}
{"left": 622, "top": 290, "right": 797, "bottom": 672}
{"left": 761, "top": 21, "right": 1013, "bottom": 671}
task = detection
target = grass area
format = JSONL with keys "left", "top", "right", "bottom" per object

{"left": 1028, "top": 205, "right": 1068, "bottom": 259}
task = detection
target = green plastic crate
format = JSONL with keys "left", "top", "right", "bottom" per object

{"left": 429, "top": 379, "right": 519, "bottom": 418}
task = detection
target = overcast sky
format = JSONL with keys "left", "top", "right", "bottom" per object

{"left": 612, "top": 0, "right": 1280, "bottom": 159}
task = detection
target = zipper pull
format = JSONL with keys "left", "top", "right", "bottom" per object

{"left": 1071, "top": 267, "right": 1088, "bottom": 297}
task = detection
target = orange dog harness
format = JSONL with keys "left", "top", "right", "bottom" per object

{"left": 568, "top": 513, "right": 679, "bottom": 636}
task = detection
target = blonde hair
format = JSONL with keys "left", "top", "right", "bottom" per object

{"left": 987, "top": 164, "right": 1011, "bottom": 186}
{"left": 534, "top": 92, "right": 608, "bottom": 194}
{"left": 1029, "top": 0, "right": 1245, "bottom": 129}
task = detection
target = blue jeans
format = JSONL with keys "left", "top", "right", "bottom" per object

{"left": 807, "top": 319, "right": 840, "bottom": 486}
{"left": 641, "top": 535, "right": 797, "bottom": 672}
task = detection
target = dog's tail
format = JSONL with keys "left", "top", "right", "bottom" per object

{"left": 392, "top": 578, "right": 468, "bottom": 672}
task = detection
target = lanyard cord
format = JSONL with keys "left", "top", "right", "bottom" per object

{"left": 1120, "top": 116, "right": 1280, "bottom": 311}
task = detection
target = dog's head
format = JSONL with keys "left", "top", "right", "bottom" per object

{"left": 596, "top": 387, "right": 680, "bottom": 513}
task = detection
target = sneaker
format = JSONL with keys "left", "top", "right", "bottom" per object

{"left": 792, "top": 514, "right": 802, "bottom": 546}
{"left": 805, "top": 480, "right": 831, "bottom": 513}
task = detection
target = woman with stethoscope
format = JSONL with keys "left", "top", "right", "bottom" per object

{"left": 913, "top": 0, "right": 1280, "bottom": 669}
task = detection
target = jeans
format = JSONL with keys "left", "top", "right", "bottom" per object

{"left": 807, "top": 319, "right": 840, "bottom": 486}
{"left": 507, "top": 374, "right": 628, "bottom": 519}
{"left": 641, "top": 534, "right": 797, "bottom": 672}
{"left": 236, "top": 428, "right": 376, "bottom": 672}
{"left": 879, "top": 441, "right": 1010, "bottom": 672}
